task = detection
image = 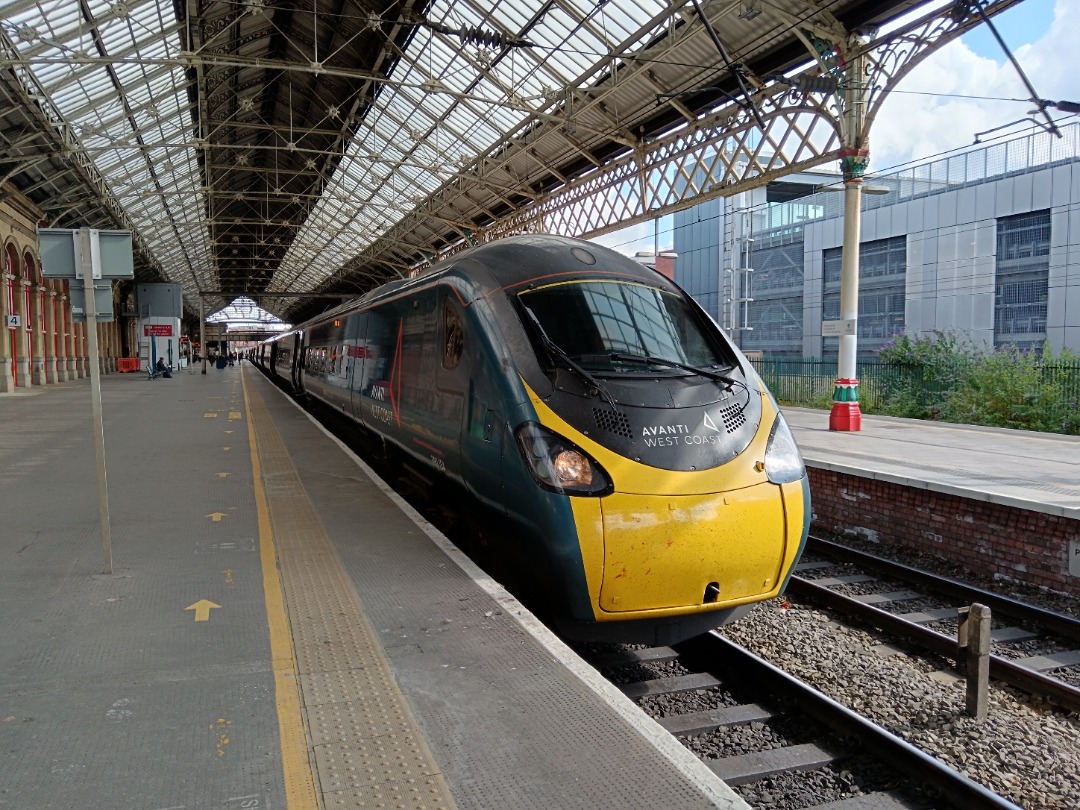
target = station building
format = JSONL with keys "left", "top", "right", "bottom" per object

{"left": 0, "top": 187, "right": 195, "bottom": 390}
{"left": 673, "top": 123, "right": 1080, "bottom": 357}
{"left": 0, "top": 188, "right": 103, "bottom": 391}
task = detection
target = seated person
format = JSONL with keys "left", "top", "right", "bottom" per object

{"left": 155, "top": 357, "right": 172, "bottom": 378}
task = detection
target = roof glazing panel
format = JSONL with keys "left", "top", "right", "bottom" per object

{"left": 2, "top": 0, "right": 214, "bottom": 298}
{"left": 271, "top": 0, "right": 683, "bottom": 291}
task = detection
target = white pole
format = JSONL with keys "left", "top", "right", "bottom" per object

{"left": 828, "top": 32, "right": 871, "bottom": 432}
{"left": 78, "top": 228, "right": 113, "bottom": 574}
{"left": 829, "top": 177, "right": 864, "bottom": 430}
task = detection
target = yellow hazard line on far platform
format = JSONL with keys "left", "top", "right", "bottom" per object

{"left": 242, "top": 370, "right": 319, "bottom": 808}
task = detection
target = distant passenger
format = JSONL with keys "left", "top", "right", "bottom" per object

{"left": 155, "top": 357, "right": 172, "bottom": 378}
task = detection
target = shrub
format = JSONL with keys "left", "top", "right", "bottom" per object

{"left": 769, "top": 334, "right": 1080, "bottom": 435}
{"left": 871, "top": 335, "right": 1080, "bottom": 434}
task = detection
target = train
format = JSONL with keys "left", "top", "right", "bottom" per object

{"left": 253, "top": 234, "right": 809, "bottom": 644}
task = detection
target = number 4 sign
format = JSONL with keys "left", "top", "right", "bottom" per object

{"left": 5, "top": 314, "right": 19, "bottom": 329}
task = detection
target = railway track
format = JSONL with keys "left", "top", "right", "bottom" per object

{"left": 579, "top": 633, "right": 1021, "bottom": 809}
{"left": 790, "top": 536, "right": 1080, "bottom": 712}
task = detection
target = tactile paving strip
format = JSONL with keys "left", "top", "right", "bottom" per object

{"left": 245, "top": 376, "right": 457, "bottom": 810}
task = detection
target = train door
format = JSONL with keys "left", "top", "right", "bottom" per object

{"left": 453, "top": 298, "right": 507, "bottom": 520}
{"left": 343, "top": 312, "right": 365, "bottom": 419}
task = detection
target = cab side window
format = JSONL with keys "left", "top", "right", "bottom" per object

{"left": 442, "top": 298, "right": 464, "bottom": 370}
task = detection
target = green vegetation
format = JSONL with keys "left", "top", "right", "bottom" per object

{"left": 754, "top": 333, "right": 1080, "bottom": 434}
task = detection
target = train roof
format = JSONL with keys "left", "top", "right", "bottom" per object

{"left": 286, "top": 234, "right": 680, "bottom": 333}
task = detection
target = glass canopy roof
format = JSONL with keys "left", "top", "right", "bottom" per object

{"left": 1, "top": 0, "right": 674, "bottom": 315}
{"left": 1, "top": 0, "right": 971, "bottom": 323}
{"left": 3, "top": 0, "right": 213, "bottom": 299}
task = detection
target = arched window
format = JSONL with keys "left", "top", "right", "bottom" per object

{"left": 20, "top": 250, "right": 32, "bottom": 333}
{"left": 24, "top": 253, "right": 43, "bottom": 333}
{"left": 4, "top": 243, "right": 16, "bottom": 322}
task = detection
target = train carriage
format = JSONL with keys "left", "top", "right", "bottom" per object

{"left": 257, "top": 234, "right": 809, "bottom": 643}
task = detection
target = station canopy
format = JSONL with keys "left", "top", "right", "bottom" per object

{"left": 0, "top": 0, "right": 949, "bottom": 325}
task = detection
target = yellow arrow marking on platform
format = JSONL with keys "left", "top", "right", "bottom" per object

{"left": 229, "top": 412, "right": 242, "bottom": 420}
{"left": 204, "top": 412, "right": 218, "bottom": 418}
{"left": 216, "top": 472, "right": 229, "bottom": 478}
{"left": 222, "top": 447, "right": 232, "bottom": 451}
{"left": 223, "top": 568, "right": 233, "bottom": 585}
{"left": 206, "top": 512, "right": 227, "bottom": 522}
{"left": 224, "top": 430, "right": 235, "bottom": 434}
{"left": 184, "top": 600, "right": 221, "bottom": 621}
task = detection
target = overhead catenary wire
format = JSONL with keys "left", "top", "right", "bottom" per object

{"left": 951, "top": 0, "right": 1061, "bottom": 138}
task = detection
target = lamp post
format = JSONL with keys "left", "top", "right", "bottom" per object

{"left": 821, "top": 30, "right": 876, "bottom": 431}
{"left": 823, "top": 177, "right": 891, "bottom": 430}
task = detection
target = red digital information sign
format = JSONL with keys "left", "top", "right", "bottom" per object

{"left": 144, "top": 324, "right": 174, "bottom": 336}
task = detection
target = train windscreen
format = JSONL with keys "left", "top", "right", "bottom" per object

{"left": 518, "top": 280, "right": 728, "bottom": 372}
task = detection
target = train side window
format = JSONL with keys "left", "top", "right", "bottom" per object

{"left": 442, "top": 298, "right": 464, "bottom": 370}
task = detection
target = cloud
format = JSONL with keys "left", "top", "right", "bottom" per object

{"left": 1011, "top": 0, "right": 1077, "bottom": 102}
{"left": 870, "top": 0, "right": 1075, "bottom": 173}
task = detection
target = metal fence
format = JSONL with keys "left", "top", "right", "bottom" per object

{"left": 750, "top": 357, "right": 1080, "bottom": 411}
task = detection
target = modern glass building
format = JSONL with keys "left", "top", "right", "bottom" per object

{"left": 673, "top": 124, "right": 1080, "bottom": 357}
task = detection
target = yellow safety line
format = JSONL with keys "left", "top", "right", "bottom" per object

{"left": 242, "top": 369, "right": 320, "bottom": 808}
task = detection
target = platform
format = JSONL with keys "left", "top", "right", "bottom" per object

{"left": 0, "top": 365, "right": 747, "bottom": 810}
{"left": 784, "top": 408, "right": 1080, "bottom": 520}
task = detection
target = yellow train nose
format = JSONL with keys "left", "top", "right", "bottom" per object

{"left": 597, "top": 484, "right": 788, "bottom": 612}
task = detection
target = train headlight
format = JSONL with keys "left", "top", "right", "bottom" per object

{"left": 554, "top": 449, "right": 592, "bottom": 486}
{"left": 763, "top": 414, "right": 805, "bottom": 484}
{"left": 514, "top": 422, "right": 612, "bottom": 496}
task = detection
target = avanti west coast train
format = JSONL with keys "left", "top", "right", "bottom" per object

{"left": 256, "top": 234, "right": 809, "bottom": 643}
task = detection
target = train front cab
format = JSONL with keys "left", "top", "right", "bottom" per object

{"left": 517, "top": 382, "right": 809, "bottom": 644}
{"left": 480, "top": 242, "right": 809, "bottom": 644}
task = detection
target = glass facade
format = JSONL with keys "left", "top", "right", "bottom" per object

{"left": 672, "top": 126, "right": 1078, "bottom": 360}
{"left": 822, "top": 236, "right": 907, "bottom": 356}
{"left": 994, "top": 210, "right": 1050, "bottom": 349}
{"left": 742, "top": 240, "right": 805, "bottom": 356}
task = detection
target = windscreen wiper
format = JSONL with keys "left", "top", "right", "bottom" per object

{"left": 522, "top": 307, "right": 620, "bottom": 410}
{"left": 609, "top": 352, "right": 740, "bottom": 386}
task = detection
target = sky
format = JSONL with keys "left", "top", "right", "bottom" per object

{"left": 594, "top": 0, "right": 1073, "bottom": 256}
{"left": 871, "top": 0, "right": 1066, "bottom": 173}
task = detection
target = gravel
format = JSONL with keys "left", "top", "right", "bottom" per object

{"left": 721, "top": 596, "right": 1080, "bottom": 810}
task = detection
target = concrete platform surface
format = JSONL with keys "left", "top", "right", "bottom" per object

{"left": 784, "top": 408, "right": 1080, "bottom": 519}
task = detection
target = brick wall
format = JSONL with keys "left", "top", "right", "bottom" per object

{"left": 808, "top": 467, "right": 1080, "bottom": 597}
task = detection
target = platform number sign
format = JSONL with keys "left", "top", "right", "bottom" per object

{"left": 1071, "top": 541, "right": 1080, "bottom": 578}
{"left": 5, "top": 314, "right": 18, "bottom": 329}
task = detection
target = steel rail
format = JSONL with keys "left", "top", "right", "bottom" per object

{"left": 786, "top": 576, "right": 1080, "bottom": 713}
{"left": 806, "top": 535, "right": 1080, "bottom": 641}
{"left": 685, "top": 633, "right": 1024, "bottom": 810}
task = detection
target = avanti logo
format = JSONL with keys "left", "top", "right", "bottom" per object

{"left": 641, "top": 424, "right": 689, "bottom": 436}
{"left": 641, "top": 416, "right": 728, "bottom": 448}
{"left": 642, "top": 423, "right": 689, "bottom": 448}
